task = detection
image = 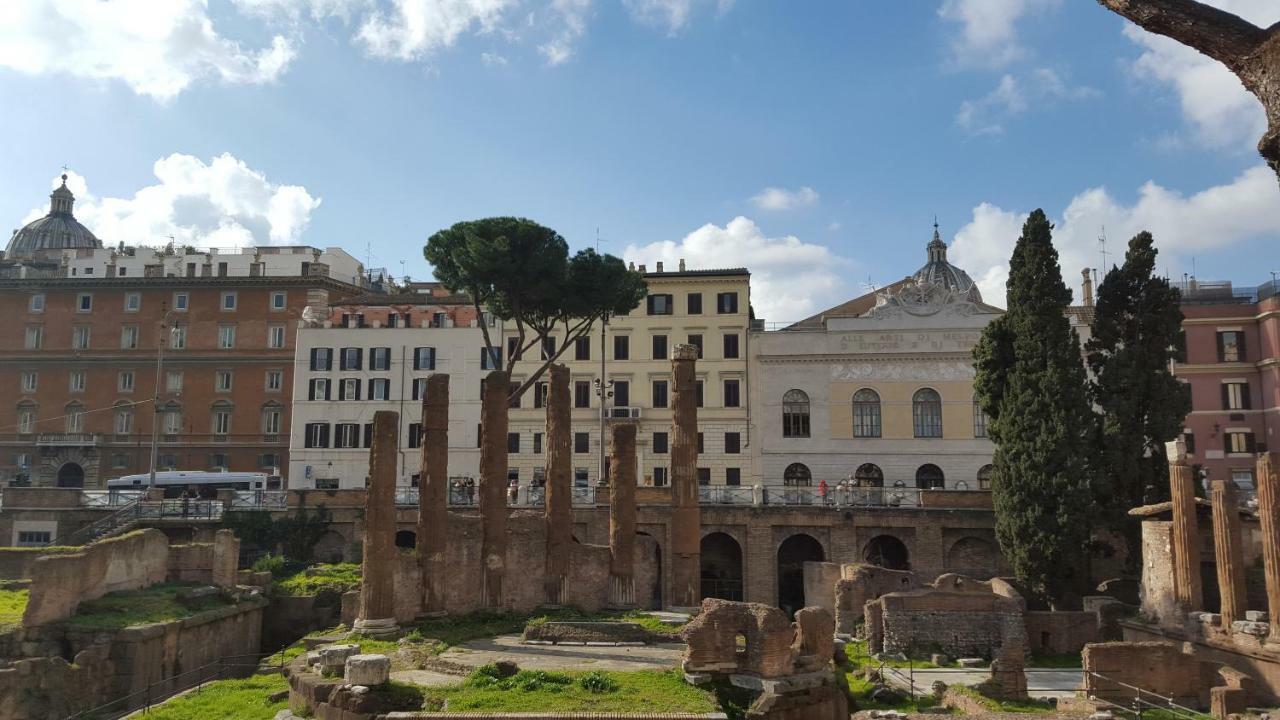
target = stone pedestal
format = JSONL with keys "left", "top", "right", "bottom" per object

{"left": 1211, "top": 479, "right": 1248, "bottom": 629}
{"left": 479, "top": 371, "right": 509, "bottom": 608}
{"left": 418, "top": 374, "right": 450, "bottom": 616}
{"left": 670, "top": 344, "right": 701, "bottom": 609}
{"left": 1168, "top": 440, "right": 1203, "bottom": 615}
{"left": 544, "top": 364, "right": 572, "bottom": 606}
{"left": 609, "top": 422, "right": 638, "bottom": 608}
{"left": 356, "top": 411, "right": 398, "bottom": 635}
{"left": 1256, "top": 453, "right": 1280, "bottom": 641}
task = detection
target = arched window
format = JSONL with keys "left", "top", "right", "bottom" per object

{"left": 852, "top": 389, "right": 881, "bottom": 438}
{"left": 977, "top": 464, "right": 994, "bottom": 490}
{"left": 65, "top": 402, "right": 85, "bottom": 433}
{"left": 913, "top": 388, "right": 943, "bottom": 438}
{"left": 916, "top": 463, "right": 945, "bottom": 489}
{"left": 783, "top": 463, "right": 812, "bottom": 486}
{"left": 782, "top": 390, "right": 810, "bottom": 438}
{"left": 854, "top": 463, "right": 884, "bottom": 487}
{"left": 973, "top": 397, "right": 989, "bottom": 438}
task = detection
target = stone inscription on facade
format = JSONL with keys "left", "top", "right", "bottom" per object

{"left": 831, "top": 359, "right": 975, "bottom": 381}
{"left": 836, "top": 331, "right": 981, "bottom": 355}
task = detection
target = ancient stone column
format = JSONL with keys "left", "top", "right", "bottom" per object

{"left": 1211, "top": 478, "right": 1248, "bottom": 629}
{"left": 670, "top": 344, "right": 701, "bottom": 608}
{"left": 1168, "top": 440, "right": 1203, "bottom": 613}
{"left": 479, "top": 370, "right": 509, "bottom": 608}
{"left": 1256, "top": 453, "right": 1280, "bottom": 640}
{"left": 356, "top": 410, "right": 398, "bottom": 637}
{"left": 418, "top": 374, "right": 450, "bottom": 616}
{"left": 609, "top": 421, "right": 638, "bottom": 607}
{"left": 544, "top": 364, "right": 572, "bottom": 605}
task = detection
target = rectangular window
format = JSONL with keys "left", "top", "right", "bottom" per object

{"left": 973, "top": 401, "right": 989, "bottom": 438}
{"left": 412, "top": 378, "right": 427, "bottom": 401}
{"left": 66, "top": 407, "right": 84, "bottom": 433}
{"left": 340, "top": 347, "right": 362, "bottom": 370}
{"left": 653, "top": 467, "right": 668, "bottom": 486}
{"left": 309, "top": 378, "right": 331, "bottom": 401}
{"left": 16, "top": 531, "right": 51, "bottom": 547}
{"left": 574, "top": 380, "right": 591, "bottom": 408}
{"left": 340, "top": 378, "right": 361, "bottom": 401}
{"left": 114, "top": 408, "right": 134, "bottom": 435}
{"left": 697, "top": 432, "right": 705, "bottom": 453}
{"left": 723, "top": 379, "right": 741, "bottom": 408}
{"left": 173, "top": 292, "right": 189, "bottom": 311}
{"left": 614, "top": 335, "right": 630, "bottom": 360}
{"left": 215, "top": 370, "right": 233, "bottom": 392}
{"left": 698, "top": 468, "right": 711, "bottom": 486}
{"left": 726, "top": 468, "right": 742, "bottom": 486}
{"left": 268, "top": 325, "right": 286, "bottom": 349}
{"left": 218, "top": 325, "right": 236, "bottom": 349}
{"left": 270, "top": 291, "right": 287, "bottom": 310}
{"left": 310, "top": 348, "right": 333, "bottom": 371}
{"left": 220, "top": 291, "right": 237, "bottom": 311}
{"left": 370, "top": 347, "right": 392, "bottom": 371}
{"left": 217, "top": 262, "right": 228, "bottom": 277}
{"left": 20, "top": 371, "right": 37, "bottom": 393}
{"left": 716, "top": 292, "right": 739, "bottom": 314}
{"left": 120, "top": 292, "right": 140, "bottom": 313}
{"left": 369, "top": 378, "right": 391, "bottom": 400}
{"left": 614, "top": 380, "right": 630, "bottom": 407}
{"left": 574, "top": 336, "right": 591, "bottom": 361}
{"left": 508, "top": 381, "right": 521, "bottom": 408}
{"left": 696, "top": 379, "right": 704, "bottom": 408}
{"left": 24, "top": 326, "right": 42, "bottom": 350}
{"left": 687, "top": 334, "right": 703, "bottom": 358}
{"left": 112, "top": 453, "right": 130, "bottom": 469}
{"left": 413, "top": 347, "right": 436, "bottom": 371}
{"left": 1217, "top": 331, "right": 1245, "bottom": 362}
{"left": 653, "top": 432, "right": 669, "bottom": 454}
{"left": 213, "top": 410, "right": 231, "bottom": 436}
{"left": 541, "top": 336, "right": 556, "bottom": 361}
{"left": 533, "top": 432, "right": 543, "bottom": 454}
{"left": 69, "top": 370, "right": 85, "bottom": 393}
{"left": 170, "top": 325, "right": 186, "bottom": 349}
{"left": 725, "top": 432, "right": 741, "bottom": 454}
{"left": 574, "top": 432, "right": 590, "bottom": 453}
{"left": 163, "top": 410, "right": 183, "bottom": 435}
{"left": 481, "top": 347, "right": 501, "bottom": 370}
{"left": 72, "top": 325, "right": 90, "bottom": 349}
{"left": 305, "top": 423, "right": 330, "bottom": 448}
{"left": 77, "top": 293, "right": 93, "bottom": 312}
{"left": 652, "top": 380, "right": 668, "bottom": 408}
{"left": 507, "top": 336, "right": 522, "bottom": 362}
{"left": 1223, "top": 382, "right": 1250, "bottom": 410}
{"left": 647, "top": 294, "right": 674, "bottom": 315}
{"left": 407, "top": 423, "right": 422, "bottom": 449}
{"left": 209, "top": 452, "right": 229, "bottom": 469}
{"left": 652, "top": 334, "right": 668, "bottom": 360}
{"left": 28, "top": 294, "right": 44, "bottom": 313}
{"left": 167, "top": 371, "right": 184, "bottom": 392}
{"left": 533, "top": 381, "right": 549, "bottom": 408}
{"left": 1183, "top": 431, "right": 1196, "bottom": 455}
{"left": 118, "top": 324, "right": 139, "bottom": 349}
{"left": 119, "top": 371, "right": 135, "bottom": 392}
{"left": 262, "top": 408, "right": 282, "bottom": 437}
{"left": 507, "top": 432, "right": 521, "bottom": 453}
{"left": 266, "top": 369, "right": 283, "bottom": 392}
{"left": 723, "top": 333, "right": 739, "bottom": 359}
{"left": 1227, "top": 432, "right": 1255, "bottom": 454}
{"left": 687, "top": 293, "right": 702, "bottom": 314}
{"left": 336, "top": 423, "right": 361, "bottom": 449}
{"left": 18, "top": 408, "right": 35, "bottom": 434}
{"left": 431, "top": 311, "right": 446, "bottom": 327}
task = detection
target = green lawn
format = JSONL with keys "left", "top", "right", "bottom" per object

{"left": 948, "top": 685, "right": 1055, "bottom": 714}
{"left": 845, "top": 639, "right": 941, "bottom": 669}
{"left": 1027, "top": 651, "right": 1083, "bottom": 668}
{"left": 0, "top": 588, "right": 28, "bottom": 631}
{"left": 845, "top": 670, "right": 946, "bottom": 712}
{"left": 422, "top": 667, "right": 717, "bottom": 714}
{"left": 63, "top": 582, "right": 233, "bottom": 630}
{"left": 143, "top": 673, "right": 288, "bottom": 720}
{"left": 272, "top": 563, "right": 361, "bottom": 596}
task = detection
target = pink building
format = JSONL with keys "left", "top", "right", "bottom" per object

{"left": 1175, "top": 280, "right": 1280, "bottom": 490}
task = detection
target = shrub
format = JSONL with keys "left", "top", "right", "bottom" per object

{"left": 578, "top": 672, "right": 619, "bottom": 694}
{"left": 252, "top": 554, "right": 285, "bottom": 577}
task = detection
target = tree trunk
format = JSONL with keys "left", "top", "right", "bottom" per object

{"left": 1097, "top": 0, "right": 1280, "bottom": 182}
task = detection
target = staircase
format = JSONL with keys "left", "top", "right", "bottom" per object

{"left": 55, "top": 500, "right": 142, "bottom": 546}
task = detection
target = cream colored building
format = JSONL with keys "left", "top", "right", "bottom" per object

{"left": 750, "top": 232, "right": 1003, "bottom": 492}
{"left": 504, "top": 262, "right": 751, "bottom": 488}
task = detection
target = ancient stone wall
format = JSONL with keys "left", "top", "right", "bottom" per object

{"left": 1138, "top": 519, "right": 1180, "bottom": 629}
{"left": 1083, "top": 641, "right": 1206, "bottom": 709}
{"left": 877, "top": 589, "right": 1022, "bottom": 658}
{"left": 22, "top": 529, "right": 170, "bottom": 626}
{"left": 802, "top": 561, "right": 842, "bottom": 616}
{"left": 1025, "top": 610, "right": 1099, "bottom": 654}
{"left": 830, "top": 563, "right": 917, "bottom": 635}
{"left": 0, "top": 547, "right": 79, "bottom": 580}
{"left": 166, "top": 529, "right": 239, "bottom": 588}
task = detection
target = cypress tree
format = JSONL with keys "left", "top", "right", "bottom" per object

{"left": 1085, "top": 232, "right": 1190, "bottom": 566}
{"left": 973, "top": 209, "right": 1096, "bottom": 604}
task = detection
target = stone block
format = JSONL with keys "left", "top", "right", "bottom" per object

{"left": 1246, "top": 610, "right": 1269, "bottom": 623}
{"left": 1233, "top": 621, "right": 1269, "bottom": 637}
{"left": 316, "top": 644, "right": 359, "bottom": 676}
{"left": 957, "top": 657, "right": 984, "bottom": 668}
{"left": 930, "top": 653, "right": 950, "bottom": 666}
{"left": 344, "top": 654, "right": 390, "bottom": 686}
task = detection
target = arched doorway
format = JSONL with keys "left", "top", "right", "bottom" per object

{"left": 701, "top": 532, "right": 744, "bottom": 601}
{"left": 638, "top": 531, "right": 662, "bottom": 610}
{"left": 946, "top": 536, "right": 996, "bottom": 578}
{"left": 395, "top": 530, "right": 417, "bottom": 550}
{"left": 776, "top": 534, "right": 825, "bottom": 617}
{"left": 864, "top": 535, "right": 910, "bottom": 570}
{"left": 56, "top": 462, "right": 85, "bottom": 488}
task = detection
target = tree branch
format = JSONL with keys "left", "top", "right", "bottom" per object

{"left": 1097, "top": 0, "right": 1267, "bottom": 70}
{"left": 507, "top": 317, "right": 598, "bottom": 400}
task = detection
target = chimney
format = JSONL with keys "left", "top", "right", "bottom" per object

{"left": 679, "top": 258, "right": 686, "bottom": 271}
{"left": 655, "top": 261, "right": 664, "bottom": 273}
{"left": 1081, "top": 268, "right": 1094, "bottom": 307}
{"left": 628, "top": 261, "right": 635, "bottom": 271}
{"left": 639, "top": 264, "right": 646, "bottom": 274}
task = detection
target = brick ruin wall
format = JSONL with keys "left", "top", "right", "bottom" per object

{"left": 875, "top": 589, "right": 1024, "bottom": 658}
{"left": 1083, "top": 641, "right": 1211, "bottom": 709}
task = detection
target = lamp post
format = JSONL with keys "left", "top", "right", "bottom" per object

{"left": 147, "top": 307, "right": 176, "bottom": 488}
{"left": 594, "top": 316, "right": 614, "bottom": 487}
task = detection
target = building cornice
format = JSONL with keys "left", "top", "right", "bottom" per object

{"left": 755, "top": 353, "right": 976, "bottom": 364}
{"left": 0, "top": 275, "right": 367, "bottom": 293}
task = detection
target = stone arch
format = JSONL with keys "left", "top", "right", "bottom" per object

{"left": 915, "top": 463, "right": 945, "bottom": 489}
{"left": 395, "top": 529, "right": 416, "bottom": 550}
{"left": 314, "top": 530, "right": 352, "bottom": 563}
{"left": 864, "top": 534, "right": 910, "bottom": 570}
{"left": 945, "top": 536, "right": 996, "bottom": 577}
{"left": 783, "top": 463, "right": 811, "bottom": 486}
{"left": 701, "top": 532, "right": 744, "bottom": 602}
{"left": 777, "top": 533, "right": 825, "bottom": 617}
{"left": 56, "top": 462, "right": 85, "bottom": 488}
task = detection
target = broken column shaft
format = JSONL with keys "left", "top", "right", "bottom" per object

{"left": 1211, "top": 478, "right": 1248, "bottom": 629}
{"left": 418, "top": 374, "right": 449, "bottom": 616}
{"left": 670, "top": 343, "right": 701, "bottom": 608}
{"left": 1168, "top": 441, "right": 1203, "bottom": 614}
{"left": 356, "top": 410, "right": 398, "bottom": 636}
{"left": 1257, "top": 453, "right": 1280, "bottom": 640}
{"left": 480, "top": 370, "right": 509, "bottom": 609}
{"left": 609, "top": 421, "right": 637, "bottom": 607}
{"left": 544, "top": 364, "right": 572, "bottom": 605}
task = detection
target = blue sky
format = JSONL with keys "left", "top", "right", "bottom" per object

{"left": 1, "top": 0, "right": 1277, "bottom": 320}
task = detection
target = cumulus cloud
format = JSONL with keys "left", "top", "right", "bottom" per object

{"left": 355, "top": 0, "right": 516, "bottom": 60}
{"left": 540, "top": 0, "right": 591, "bottom": 65}
{"left": 0, "top": 0, "right": 296, "bottom": 101}
{"left": 1118, "top": 0, "right": 1278, "bottom": 151}
{"left": 25, "top": 154, "right": 322, "bottom": 250}
{"left": 956, "top": 68, "right": 1099, "bottom": 135}
{"left": 622, "top": 0, "right": 734, "bottom": 34}
{"left": 948, "top": 165, "right": 1280, "bottom": 307}
{"left": 937, "top": 0, "right": 1057, "bottom": 68}
{"left": 623, "top": 216, "right": 847, "bottom": 322}
{"left": 750, "top": 186, "right": 819, "bottom": 212}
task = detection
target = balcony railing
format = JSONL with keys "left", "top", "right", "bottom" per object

{"left": 228, "top": 490, "right": 287, "bottom": 510}
{"left": 399, "top": 485, "right": 599, "bottom": 508}
{"left": 81, "top": 490, "right": 146, "bottom": 507}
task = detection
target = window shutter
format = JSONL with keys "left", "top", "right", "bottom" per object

{"left": 320, "top": 424, "right": 330, "bottom": 448}
{"left": 1243, "top": 383, "right": 1252, "bottom": 410}
{"left": 1239, "top": 333, "right": 1247, "bottom": 362}
{"left": 324, "top": 381, "right": 331, "bottom": 401}
{"left": 364, "top": 423, "right": 373, "bottom": 448}
{"left": 1217, "top": 333, "right": 1225, "bottom": 362}
{"left": 308, "top": 380, "right": 316, "bottom": 401}
{"left": 1247, "top": 433, "right": 1257, "bottom": 454}
{"left": 310, "top": 348, "right": 319, "bottom": 371}
{"left": 305, "top": 425, "right": 314, "bottom": 448}
{"left": 427, "top": 347, "right": 436, "bottom": 370}
{"left": 1222, "top": 384, "right": 1230, "bottom": 410}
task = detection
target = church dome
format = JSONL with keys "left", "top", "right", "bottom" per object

{"left": 6, "top": 175, "right": 101, "bottom": 258}
{"left": 912, "top": 225, "right": 982, "bottom": 303}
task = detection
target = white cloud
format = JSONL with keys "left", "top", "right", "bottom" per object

{"left": 480, "top": 51, "right": 509, "bottom": 65}
{"left": 623, "top": 216, "right": 847, "bottom": 322}
{"left": 539, "top": 0, "right": 591, "bottom": 65}
{"left": 622, "top": 0, "right": 733, "bottom": 34}
{"left": 0, "top": 0, "right": 296, "bottom": 101}
{"left": 956, "top": 68, "right": 1099, "bottom": 135}
{"left": 25, "top": 153, "right": 322, "bottom": 250}
{"left": 949, "top": 165, "right": 1280, "bottom": 307}
{"left": 750, "top": 186, "right": 819, "bottom": 211}
{"left": 1119, "top": 0, "right": 1279, "bottom": 151}
{"left": 937, "top": 0, "right": 1057, "bottom": 68}
{"left": 355, "top": 0, "right": 517, "bottom": 60}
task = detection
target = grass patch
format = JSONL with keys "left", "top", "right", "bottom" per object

{"left": 64, "top": 583, "right": 232, "bottom": 630}
{"left": 272, "top": 563, "right": 361, "bottom": 596}
{"left": 423, "top": 667, "right": 716, "bottom": 714}
{"left": 949, "top": 685, "right": 1054, "bottom": 714}
{"left": 845, "top": 670, "right": 945, "bottom": 712}
{"left": 1027, "top": 651, "right": 1082, "bottom": 668}
{"left": 143, "top": 673, "right": 287, "bottom": 720}
{"left": 845, "top": 639, "right": 940, "bottom": 669}
{"left": 0, "top": 589, "right": 28, "bottom": 631}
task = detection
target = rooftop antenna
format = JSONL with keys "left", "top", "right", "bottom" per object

{"left": 861, "top": 274, "right": 879, "bottom": 293}
{"left": 1098, "top": 226, "right": 1110, "bottom": 272}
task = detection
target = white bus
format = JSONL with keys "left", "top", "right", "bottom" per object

{"left": 107, "top": 471, "right": 273, "bottom": 498}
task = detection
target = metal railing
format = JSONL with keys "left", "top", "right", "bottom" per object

{"left": 228, "top": 490, "right": 287, "bottom": 510}
{"left": 401, "top": 485, "right": 600, "bottom": 508}
{"left": 698, "top": 486, "right": 754, "bottom": 505}
{"left": 1084, "top": 670, "right": 1211, "bottom": 720}
{"left": 80, "top": 490, "right": 145, "bottom": 507}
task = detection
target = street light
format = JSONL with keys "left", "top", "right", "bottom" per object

{"left": 147, "top": 306, "right": 177, "bottom": 488}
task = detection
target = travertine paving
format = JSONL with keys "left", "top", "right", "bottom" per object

{"left": 437, "top": 634, "right": 685, "bottom": 671}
